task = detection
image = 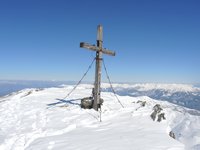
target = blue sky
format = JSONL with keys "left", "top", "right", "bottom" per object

{"left": 0, "top": 0, "right": 199, "bottom": 83}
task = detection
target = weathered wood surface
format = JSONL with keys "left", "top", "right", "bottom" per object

{"left": 80, "top": 25, "right": 115, "bottom": 111}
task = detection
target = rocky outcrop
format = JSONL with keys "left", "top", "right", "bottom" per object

{"left": 150, "top": 104, "right": 166, "bottom": 122}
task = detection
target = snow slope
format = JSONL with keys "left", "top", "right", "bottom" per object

{"left": 0, "top": 84, "right": 200, "bottom": 150}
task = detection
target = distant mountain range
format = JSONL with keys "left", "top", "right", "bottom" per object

{"left": 1, "top": 80, "right": 200, "bottom": 111}
{"left": 0, "top": 80, "right": 76, "bottom": 96}
{"left": 101, "top": 83, "right": 200, "bottom": 111}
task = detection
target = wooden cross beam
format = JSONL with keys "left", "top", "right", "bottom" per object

{"left": 80, "top": 43, "right": 115, "bottom": 56}
{"left": 80, "top": 25, "right": 115, "bottom": 111}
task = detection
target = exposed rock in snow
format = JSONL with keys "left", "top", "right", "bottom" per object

{"left": 169, "top": 131, "right": 176, "bottom": 139}
{"left": 150, "top": 104, "right": 166, "bottom": 122}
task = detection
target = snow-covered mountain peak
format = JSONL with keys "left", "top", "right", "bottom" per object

{"left": 100, "top": 83, "right": 200, "bottom": 111}
{"left": 0, "top": 85, "right": 200, "bottom": 150}
{"left": 101, "top": 83, "right": 200, "bottom": 93}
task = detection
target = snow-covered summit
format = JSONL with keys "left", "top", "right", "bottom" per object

{"left": 0, "top": 84, "right": 200, "bottom": 150}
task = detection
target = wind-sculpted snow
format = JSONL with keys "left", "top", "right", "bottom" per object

{"left": 101, "top": 83, "right": 200, "bottom": 111}
{"left": 0, "top": 85, "right": 200, "bottom": 150}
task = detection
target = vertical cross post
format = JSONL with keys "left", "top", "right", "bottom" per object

{"left": 93, "top": 25, "right": 103, "bottom": 110}
{"left": 80, "top": 25, "right": 115, "bottom": 111}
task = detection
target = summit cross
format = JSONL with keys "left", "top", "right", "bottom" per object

{"left": 80, "top": 25, "right": 115, "bottom": 111}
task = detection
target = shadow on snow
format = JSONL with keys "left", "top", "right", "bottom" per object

{"left": 47, "top": 98, "right": 81, "bottom": 108}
